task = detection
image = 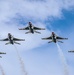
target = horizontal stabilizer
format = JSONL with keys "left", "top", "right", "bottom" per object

{"left": 0, "top": 56, "right": 2, "bottom": 58}
{"left": 5, "top": 42, "right": 10, "bottom": 45}
{"left": 14, "top": 42, "right": 21, "bottom": 45}
{"left": 19, "top": 28, "right": 23, "bottom": 30}
{"left": 25, "top": 31, "right": 31, "bottom": 34}
{"left": 58, "top": 41, "right": 63, "bottom": 43}
{"left": 34, "top": 31, "right": 41, "bottom": 34}
{"left": 48, "top": 41, "right": 52, "bottom": 43}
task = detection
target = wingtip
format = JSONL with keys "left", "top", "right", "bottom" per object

{"left": 19, "top": 28, "right": 22, "bottom": 30}
{"left": 19, "top": 29, "right": 21, "bottom": 30}
{"left": 23, "top": 39, "right": 25, "bottom": 41}
{"left": 68, "top": 51, "right": 70, "bottom": 52}
{"left": 0, "top": 40, "right": 3, "bottom": 41}
{"left": 22, "top": 39, "right": 25, "bottom": 41}
{"left": 4, "top": 52, "right": 6, "bottom": 54}
{"left": 66, "top": 38, "right": 68, "bottom": 39}
{"left": 41, "top": 38, "right": 45, "bottom": 40}
{"left": 42, "top": 28, "right": 45, "bottom": 30}
{"left": 2, "top": 53, "right": 6, "bottom": 54}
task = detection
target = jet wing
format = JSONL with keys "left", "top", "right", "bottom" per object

{"left": 0, "top": 38, "right": 8, "bottom": 41}
{"left": 13, "top": 38, "right": 25, "bottom": 41}
{"left": 68, "top": 51, "right": 74, "bottom": 52}
{"left": 33, "top": 26, "right": 45, "bottom": 30}
{"left": 56, "top": 36, "right": 68, "bottom": 40}
{"left": 19, "top": 27, "right": 29, "bottom": 30}
{"left": 0, "top": 52, "right": 6, "bottom": 54}
{"left": 42, "top": 36, "right": 52, "bottom": 40}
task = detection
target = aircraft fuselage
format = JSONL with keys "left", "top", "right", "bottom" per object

{"left": 52, "top": 34, "right": 57, "bottom": 43}
{"left": 8, "top": 33, "right": 14, "bottom": 44}
{"left": 29, "top": 24, "right": 34, "bottom": 34}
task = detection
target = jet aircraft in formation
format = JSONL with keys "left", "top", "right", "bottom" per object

{"left": 0, "top": 52, "right": 6, "bottom": 58}
{"left": 42, "top": 32, "right": 68, "bottom": 43}
{"left": 0, "top": 33, "right": 25, "bottom": 45}
{"left": 19, "top": 22, "right": 45, "bottom": 34}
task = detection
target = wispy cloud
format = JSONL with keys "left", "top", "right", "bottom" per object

{"left": 0, "top": 0, "right": 74, "bottom": 75}
{"left": 0, "top": 0, "right": 74, "bottom": 22}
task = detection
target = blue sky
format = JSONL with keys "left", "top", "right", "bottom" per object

{"left": 0, "top": 0, "right": 74, "bottom": 75}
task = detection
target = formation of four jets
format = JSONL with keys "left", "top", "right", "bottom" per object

{"left": 0, "top": 22, "right": 73, "bottom": 58}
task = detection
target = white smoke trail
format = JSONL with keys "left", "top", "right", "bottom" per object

{"left": 56, "top": 43, "right": 69, "bottom": 75}
{"left": 0, "top": 64, "right": 5, "bottom": 75}
{"left": 14, "top": 45, "right": 27, "bottom": 75}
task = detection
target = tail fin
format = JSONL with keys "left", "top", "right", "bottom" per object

{"left": 58, "top": 41, "right": 63, "bottom": 43}
{"left": 48, "top": 41, "right": 52, "bottom": 43}
{"left": 5, "top": 42, "right": 10, "bottom": 45}
{"left": 25, "top": 31, "right": 31, "bottom": 34}
{"left": 34, "top": 31, "right": 41, "bottom": 34}
{"left": 14, "top": 41, "right": 21, "bottom": 45}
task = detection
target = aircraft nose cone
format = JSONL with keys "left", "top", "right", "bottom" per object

{"left": 52, "top": 32, "right": 54, "bottom": 34}
{"left": 8, "top": 33, "right": 10, "bottom": 35}
{"left": 29, "top": 22, "right": 31, "bottom": 24}
{"left": 8, "top": 33, "right": 11, "bottom": 36}
{"left": 29, "top": 22, "right": 32, "bottom": 25}
{"left": 29, "top": 22, "right": 31, "bottom": 23}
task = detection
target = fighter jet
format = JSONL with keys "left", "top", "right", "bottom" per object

{"left": 68, "top": 50, "right": 74, "bottom": 52}
{"left": 19, "top": 22, "right": 45, "bottom": 34}
{"left": 42, "top": 32, "right": 68, "bottom": 43}
{"left": 0, "top": 52, "right": 6, "bottom": 58}
{"left": 0, "top": 33, "right": 25, "bottom": 45}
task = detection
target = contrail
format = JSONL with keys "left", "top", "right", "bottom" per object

{"left": 56, "top": 43, "right": 69, "bottom": 75}
{"left": 0, "top": 64, "right": 5, "bottom": 75}
{"left": 14, "top": 45, "right": 27, "bottom": 75}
